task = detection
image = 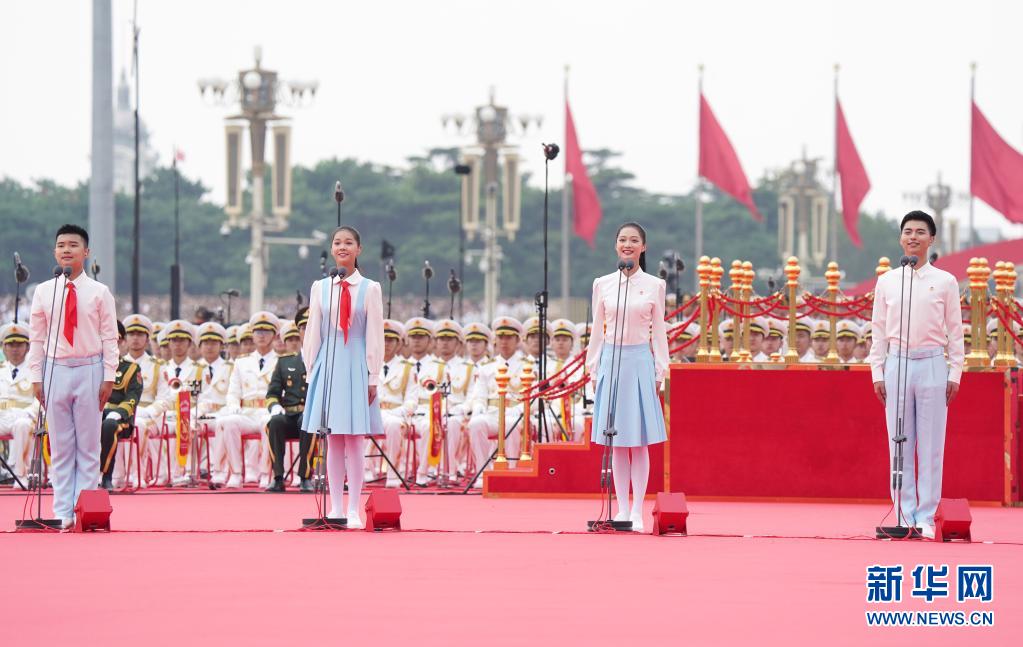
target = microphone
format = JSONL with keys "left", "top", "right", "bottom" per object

{"left": 929, "top": 252, "right": 938, "bottom": 264}
{"left": 899, "top": 255, "right": 911, "bottom": 267}
{"left": 422, "top": 261, "right": 434, "bottom": 280}
{"left": 337, "top": 266, "right": 348, "bottom": 279}
{"left": 542, "top": 143, "right": 560, "bottom": 161}
{"left": 658, "top": 261, "right": 669, "bottom": 280}
{"left": 14, "top": 253, "right": 29, "bottom": 283}
{"left": 386, "top": 262, "right": 397, "bottom": 282}
{"left": 675, "top": 257, "right": 685, "bottom": 272}
{"left": 908, "top": 256, "right": 919, "bottom": 267}
{"left": 624, "top": 260, "right": 635, "bottom": 270}
{"left": 617, "top": 260, "right": 627, "bottom": 271}
{"left": 224, "top": 289, "right": 241, "bottom": 297}
{"left": 334, "top": 181, "right": 345, "bottom": 204}
{"left": 52, "top": 266, "right": 62, "bottom": 277}
{"left": 62, "top": 266, "right": 72, "bottom": 278}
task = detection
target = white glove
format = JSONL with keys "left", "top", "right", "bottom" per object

{"left": 270, "top": 404, "right": 285, "bottom": 416}
{"left": 105, "top": 411, "right": 122, "bottom": 421}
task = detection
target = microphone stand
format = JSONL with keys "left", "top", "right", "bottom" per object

{"left": 13, "top": 255, "right": 29, "bottom": 322}
{"left": 534, "top": 144, "right": 559, "bottom": 444}
{"left": 589, "top": 261, "right": 634, "bottom": 532}
{"left": 17, "top": 267, "right": 69, "bottom": 530}
{"left": 334, "top": 180, "right": 344, "bottom": 227}
{"left": 385, "top": 262, "right": 396, "bottom": 320}
{"left": 422, "top": 262, "right": 433, "bottom": 319}
{"left": 448, "top": 270, "right": 460, "bottom": 320}
{"left": 877, "top": 255, "right": 919, "bottom": 539}
{"left": 303, "top": 267, "right": 347, "bottom": 529}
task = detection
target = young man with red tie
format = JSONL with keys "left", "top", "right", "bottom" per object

{"left": 28, "top": 224, "right": 118, "bottom": 529}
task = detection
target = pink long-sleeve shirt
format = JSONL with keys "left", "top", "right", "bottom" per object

{"left": 585, "top": 269, "right": 670, "bottom": 383}
{"left": 867, "top": 262, "right": 965, "bottom": 384}
{"left": 302, "top": 270, "right": 384, "bottom": 386}
{"left": 28, "top": 273, "right": 119, "bottom": 382}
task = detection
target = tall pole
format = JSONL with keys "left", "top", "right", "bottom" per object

{"left": 694, "top": 64, "right": 704, "bottom": 291}
{"left": 131, "top": 2, "right": 141, "bottom": 312}
{"left": 831, "top": 63, "right": 839, "bottom": 266}
{"left": 170, "top": 151, "right": 181, "bottom": 319}
{"left": 560, "top": 65, "right": 571, "bottom": 319}
{"left": 250, "top": 118, "right": 267, "bottom": 314}
{"left": 89, "top": 0, "right": 115, "bottom": 295}
{"left": 968, "top": 61, "right": 977, "bottom": 249}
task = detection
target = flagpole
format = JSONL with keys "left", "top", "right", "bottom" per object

{"left": 561, "top": 64, "right": 571, "bottom": 318}
{"left": 831, "top": 63, "right": 840, "bottom": 265}
{"left": 969, "top": 61, "right": 977, "bottom": 248}
{"left": 694, "top": 64, "right": 704, "bottom": 291}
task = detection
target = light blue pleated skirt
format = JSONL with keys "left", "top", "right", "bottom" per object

{"left": 590, "top": 343, "right": 667, "bottom": 447}
{"left": 302, "top": 333, "right": 383, "bottom": 437}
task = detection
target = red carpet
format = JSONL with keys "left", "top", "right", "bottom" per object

{"left": 1, "top": 491, "right": 1020, "bottom": 645}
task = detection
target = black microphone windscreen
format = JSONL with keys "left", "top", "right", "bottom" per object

{"left": 62, "top": 266, "right": 72, "bottom": 277}
{"left": 899, "top": 255, "right": 911, "bottom": 267}
{"left": 14, "top": 252, "right": 21, "bottom": 266}
{"left": 624, "top": 260, "right": 635, "bottom": 270}
{"left": 334, "top": 180, "right": 344, "bottom": 203}
{"left": 909, "top": 255, "right": 919, "bottom": 267}
{"left": 52, "top": 265, "right": 62, "bottom": 277}
{"left": 338, "top": 267, "right": 348, "bottom": 279}
{"left": 617, "top": 260, "right": 627, "bottom": 271}
{"left": 329, "top": 268, "right": 339, "bottom": 279}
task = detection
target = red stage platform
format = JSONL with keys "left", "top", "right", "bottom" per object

{"left": 485, "top": 365, "right": 1019, "bottom": 504}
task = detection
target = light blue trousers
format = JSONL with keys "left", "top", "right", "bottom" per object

{"left": 883, "top": 347, "right": 948, "bottom": 528}
{"left": 44, "top": 355, "right": 103, "bottom": 520}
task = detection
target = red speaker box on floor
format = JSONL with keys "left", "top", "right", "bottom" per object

{"left": 74, "top": 489, "right": 112, "bottom": 532}
{"left": 652, "top": 492, "right": 688, "bottom": 535}
{"left": 365, "top": 489, "right": 402, "bottom": 531}
{"left": 934, "top": 498, "right": 971, "bottom": 542}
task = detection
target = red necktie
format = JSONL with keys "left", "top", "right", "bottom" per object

{"left": 64, "top": 282, "right": 78, "bottom": 346}
{"left": 338, "top": 280, "right": 352, "bottom": 345}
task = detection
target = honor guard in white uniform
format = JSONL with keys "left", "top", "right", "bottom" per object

{"left": 522, "top": 316, "right": 560, "bottom": 441}
{"left": 455, "top": 322, "right": 493, "bottom": 472}
{"left": 0, "top": 324, "right": 39, "bottom": 487}
{"left": 194, "top": 322, "right": 233, "bottom": 480}
{"left": 237, "top": 323, "right": 255, "bottom": 357}
{"left": 404, "top": 317, "right": 448, "bottom": 486}
{"left": 150, "top": 321, "right": 166, "bottom": 358}
{"left": 215, "top": 311, "right": 279, "bottom": 488}
{"left": 674, "top": 323, "right": 700, "bottom": 363}
{"left": 573, "top": 322, "right": 595, "bottom": 441}
{"left": 718, "top": 319, "right": 735, "bottom": 360}
{"left": 120, "top": 314, "right": 167, "bottom": 487}
{"left": 795, "top": 316, "right": 818, "bottom": 363}
{"left": 836, "top": 319, "right": 859, "bottom": 363}
{"left": 225, "top": 325, "right": 241, "bottom": 360}
{"left": 749, "top": 316, "right": 770, "bottom": 362}
{"left": 544, "top": 318, "right": 580, "bottom": 441}
{"left": 379, "top": 320, "right": 418, "bottom": 487}
{"left": 765, "top": 319, "right": 787, "bottom": 359}
{"left": 811, "top": 319, "right": 831, "bottom": 361}
{"left": 467, "top": 317, "right": 527, "bottom": 485}
{"left": 141, "top": 320, "right": 200, "bottom": 486}
{"left": 434, "top": 319, "right": 474, "bottom": 482}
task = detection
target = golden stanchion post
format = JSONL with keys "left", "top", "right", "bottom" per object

{"left": 994, "top": 262, "right": 1017, "bottom": 367}
{"left": 738, "top": 261, "right": 754, "bottom": 363}
{"left": 494, "top": 365, "right": 510, "bottom": 469}
{"left": 728, "top": 260, "right": 744, "bottom": 361}
{"left": 518, "top": 364, "right": 535, "bottom": 466}
{"left": 966, "top": 258, "right": 989, "bottom": 368}
{"left": 696, "top": 256, "right": 712, "bottom": 362}
{"left": 784, "top": 256, "right": 801, "bottom": 363}
{"left": 875, "top": 257, "right": 891, "bottom": 278}
{"left": 822, "top": 261, "right": 842, "bottom": 364}
{"left": 709, "top": 257, "right": 724, "bottom": 362}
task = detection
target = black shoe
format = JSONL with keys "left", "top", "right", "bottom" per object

{"left": 265, "top": 477, "right": 286, "bottom": 492}
{"left": 299, "top": 478, "right": 314, "bottom": 492}
{"left": 101, "top": 475, "right": 114, "bottom": 492}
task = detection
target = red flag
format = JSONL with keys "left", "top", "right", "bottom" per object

{"left": 971, "top": 101, "right": 1023, "bottom": 223}
{"left": 565, "top": 99, "right": 602, "bottom": 247}
{"left": 835, "top": 99, "right": 870, "bottom": 248}
{"left": 699, "top": 94, "right": 761, "bottom": 221}
{"left": 175, "top": 149, "right": 186, "bottom": 162}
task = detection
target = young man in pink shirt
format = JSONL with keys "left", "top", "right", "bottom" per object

{"left": 29, "top": 224, "right": 118, "bottom": 528}
{"left": 868, "top": 211, "right": 964, "bottom": 539}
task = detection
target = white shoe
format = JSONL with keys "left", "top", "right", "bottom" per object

{"left": 918, "top": 524, "right": 935, "bottom": 540}
{"left": 327, "top": 509, "right": 345, "bottom": 520}
{"left": 630, "top": 512, "right": 644, "bottom": 533}
{"left": 226, "top": 475, "right": 242, "bottom": 488}
{"left": 60, "top": 517, "right": 74, "bottom": 530}
{"left": 346, "top": 513, "right": 364, "bottom": 530}
{"left": 385, "top": 479, "right": 401, "bottom": 488}
{"left": 613, "top": 510, "right": 630, "bottom": 523}
{"left": 258, "top": 475, "right": 270, "bottom": 488}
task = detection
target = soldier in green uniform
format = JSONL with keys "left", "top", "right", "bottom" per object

{"left": 265, "top": 307, "right": 313, "bottom": 492}
{"left": 100, "top": 321, "right": 144, "bottom": 491}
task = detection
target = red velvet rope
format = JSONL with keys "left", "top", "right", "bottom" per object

{"left": 802, "top": 292, "right": 873, "bottom": 308}
{"left": 664, "top": 294, "right": 701, "bottom": 322}
{"left": 798, "top": 299, "right": 873, "bottom": 318}
{"left": 992, "top": 300, "right": 1023, "bottom": 328}
{"left": 990, "top": 304, "right": 1023, "bottom": 347}
{"left": 669, "top": 334, "right": 700, "bottom": 355}
{"left": 712, "top": 293, "right": 787, "bottom": 319}
{"left": 716, "top": 291, "right": 786, "bottom": 307}
{"left": 667, "top": 308, "right": 702, "bottom": 343}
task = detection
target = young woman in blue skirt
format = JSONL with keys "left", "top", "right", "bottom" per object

{"left": 585, "top": 222, "right": 669, "bottom": 532}
{"left": 302, "top": 226, "right": 384, "bottom": 529}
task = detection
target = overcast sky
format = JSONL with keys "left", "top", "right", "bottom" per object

{"left": 3, "top": 0, "right": 1023, "bottom": 242}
